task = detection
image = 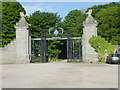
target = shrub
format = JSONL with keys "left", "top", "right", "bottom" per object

{"left": 89, "top": 36, "right": 115, "bottom": 59}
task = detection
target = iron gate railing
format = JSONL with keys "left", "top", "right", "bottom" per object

{"left": 73, "top": 39, "right": 82, "bottom": 62}
{"left": 31, "top": 35, "right": 48, "bottom": 63}
{"left": 31, "top": 37, "right": 82, "bottom": 63}
{"left": 67, "top": 38, "right": 82, "bottom": 62}
{"left": 41, "top": 35, "right": 48, "bottom": 62}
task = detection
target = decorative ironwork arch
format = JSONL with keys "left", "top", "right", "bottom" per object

{"left": 48, "top": 24, "right": 64, "bottom": 36}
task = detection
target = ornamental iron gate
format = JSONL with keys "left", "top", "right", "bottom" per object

{"left": 72, "top": 39, "right": 82, "bottom": 62}
{"left": 31, "top": 37, "right": 82, "bottom": 63}
{"left": 67, "top": 29, "right": 82, "bottom": 62}
{"left": 67, "top": 38, "right": 82, "bottom": 62}
{"left": 31, "top": 25, "right": 82, "bottom": 63}
{"left": 31, "top": 34, "right": 48, "bottom": 63}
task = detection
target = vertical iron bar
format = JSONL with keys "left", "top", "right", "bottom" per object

{"left": 41, "top": 35, "right": 48, "bottom": 63}
{"left": 67, "top": 32, "right": 73, "bottom": 62}
{"left": 73, "top": 39, "right": 74, "bottom": 61}
{"left": 67, "top": 39, "right": 68, "bottom": 61}
{"left": 79, "top": 39, "right": 81, "bottom": 61}
{"left": 33, "top": 40, "right": 34, "bottom": 55}
{"left": 41, "top": 35, "right": 44, "bottom": 62}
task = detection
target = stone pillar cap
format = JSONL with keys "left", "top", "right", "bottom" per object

{"left": 83, "top": 9, "right": 98, "bottom": 25}
{"left": 14, "top": 12, "right": 30, "bottom": 28}
{"left": 86, "top": 9, "right": 92, "bottom": 16}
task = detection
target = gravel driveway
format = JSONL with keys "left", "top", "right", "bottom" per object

{"left": 0, "top": 62, "right": 118, "bottom": 88}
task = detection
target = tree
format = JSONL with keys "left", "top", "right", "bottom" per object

{"left": 87, "top": 2, "right": 120, "bottom": 45}
{"left": 61, "top": 9, "right": 87, "bottom": 37}
{"left": 95, "top": 6, "right": 120, "bottom": 45}
{"left": 28, "top": 11, "right": 63, "bottom": 61}
{"left": 87, "top": 2, "right": 119, "bottom": 17}
{"left": 48, "top": 40, "right": 64, "bottom": 60}
{"left": 0, "top": 2, "right": 2, "bottom": 47}
{"left": 28, "top": 10, "right": 61, "bottom": 38}
{"left": 1, "top": 2, "right": 26, "bottom": 47}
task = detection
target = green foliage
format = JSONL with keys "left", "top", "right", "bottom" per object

{"left": 0, "top": 2, "right": 2, "bottom": 47}
{"left": 98, "top": 59, "right": 106, "bottom": 62}
{"left": 1, "top": 2, "right": 25, "bottom": 47}
{"left": 48, "top": 40, "right": 64, "bottom": 60}
{"left": 31, "top": 55, "right": 42, "bottom": 63}
{"left": 31, "top": 40, "right": 43, "bottom": 63}
{"left": 28, "top": 10, "right": 62, "bottom": 38}
{"left": 87, "top": 2, "right": 119, "bottom": 17}
{"left": 95, "top": 6, "right": 120, "bottom": 45}
{"left": 87, "top": 2, "right": 120, "bottom": 45}
{"left": 61, "top": 9, "right": 87, "bottom": 37}
{"left": 28, "top": 11, "right": 63, "bottom": 59}
{"left": 49, "top": 58, "right": 65, "bottom": 62}
{"left": 89, "top": 36, "right": 115, "bottom": 59}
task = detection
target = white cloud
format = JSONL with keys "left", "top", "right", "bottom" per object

{"left": 22, "top": 3, "right": 54, "bottom": 16}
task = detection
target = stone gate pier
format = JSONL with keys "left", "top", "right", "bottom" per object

{"left": 0, "top": 12, "right": 31, "bottom": 64}
{"left": 82, "top": 9, "right": 98, "bottom": 63}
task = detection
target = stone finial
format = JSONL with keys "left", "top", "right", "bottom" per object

{"left": 83, "top": 9, "right": 97, "bottom": 25}
{"left": 86, "top": 9, "right": 92, "bottom": 16}
{"left": 14, "top": 12, "right": 29, "bottom": 28}
{"left": 20, "top": 12, "right": 25, "bottom": 18}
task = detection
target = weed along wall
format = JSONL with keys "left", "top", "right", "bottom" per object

{"left": 0, "top": 12, "right": 31, "bottom": 64}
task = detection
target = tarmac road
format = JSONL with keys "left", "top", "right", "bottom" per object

{"left": 0, "top": 62, "right": 118, "bottom": 88}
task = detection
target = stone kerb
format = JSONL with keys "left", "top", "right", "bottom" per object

{"left": 82, "top": 9, "right": 98, "bottom": 63}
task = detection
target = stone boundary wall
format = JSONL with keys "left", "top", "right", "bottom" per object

{"left": 0, "top": 48, "right": 2, "bottom": 64}
{"left": 0, "top": 40, "right": 17, "bottom": 64}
